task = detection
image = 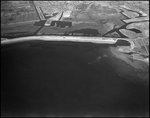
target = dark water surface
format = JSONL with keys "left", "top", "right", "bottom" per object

{"left": 1, "top": 41, "right": 149, "bottom": 117}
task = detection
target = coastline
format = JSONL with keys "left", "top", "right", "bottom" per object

{"left": 1, "top": 36, "right": 131, "bottom": 45}
{"left": 2, "top": 35, "right": 149, "bottom": 63}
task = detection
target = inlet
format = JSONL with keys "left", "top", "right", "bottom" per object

{"left": 114, "top": 39, "right": 131, "bottom": 47}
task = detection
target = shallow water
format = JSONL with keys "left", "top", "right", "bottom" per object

{"left": 1, "top": 41, "right": 149, "bottom": 117}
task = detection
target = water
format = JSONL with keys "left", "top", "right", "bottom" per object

{"left": 1, "top": 41, "right": 149, "bottom": 117}
{"left": 128, "top": 28, "right": 142, "bottom": 33}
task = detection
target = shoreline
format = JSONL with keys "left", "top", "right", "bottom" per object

{"left": 2, "top": 35, "right": 148, "bottom": 63}
{"left": 1, "top": 35, "right": 131, "bottom": 45}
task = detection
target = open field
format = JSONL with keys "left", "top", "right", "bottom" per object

{"left": 1, "top": 22, "right": 41, "bottom": 37}
{"left": 39, "top": 10, "right": 126, "bottom": 36}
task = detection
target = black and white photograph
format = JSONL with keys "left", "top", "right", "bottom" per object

{"left": 1, "top": 1, "right": 149, "bottom": 117}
